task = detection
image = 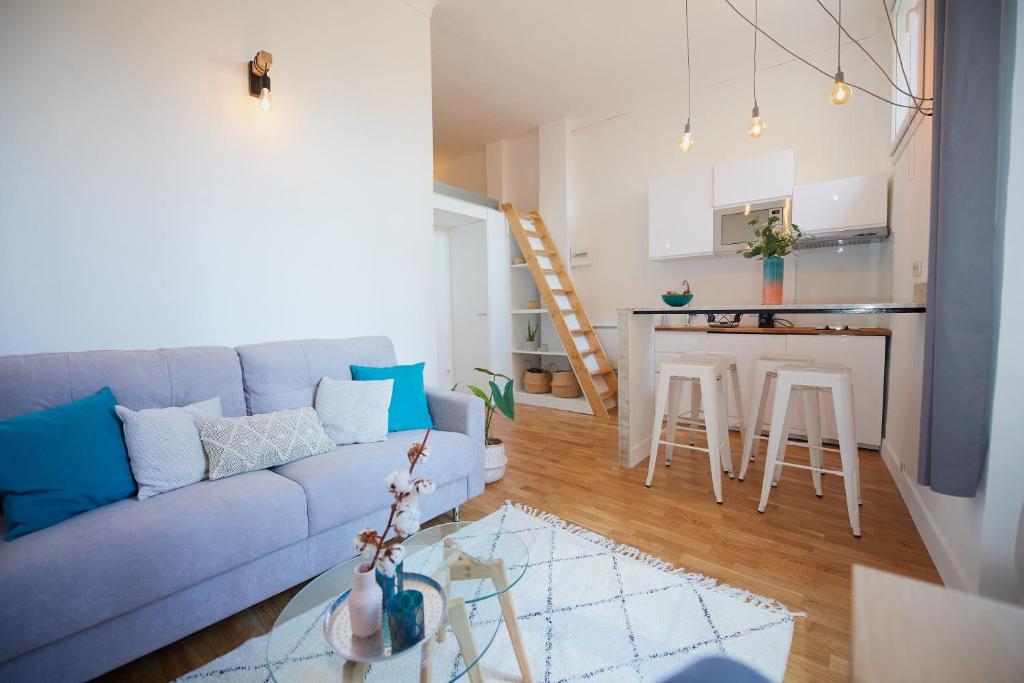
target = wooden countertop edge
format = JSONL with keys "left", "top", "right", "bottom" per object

{"left": 654, "top": 326, "right": 892, "bottom": 337}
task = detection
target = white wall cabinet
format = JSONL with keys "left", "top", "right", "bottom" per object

{"left": 713, "top": 150, "right": 795, "bottom": 208}
{"left": 792, "top": 174, "right": 888, "bottom": 237}
{"left": 655, "top": 330, "right": 885, "bottom": 448}
{"left": 648, "top": 167, "right": 714, "bottom": 260}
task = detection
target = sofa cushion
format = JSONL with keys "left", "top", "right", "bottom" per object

{"left": 315, "top": 377, "right": 392, "bottom": 445}
{"left": 0, "top": 346, "right": 247, "bottom": 420}
{"left": 199, "top": 408, "right": 335, "bottom": 480}
{"left": 235, "top": 337, "right": 396, "bottom": 415}
{"left": 272, "top": 430, "right": 474, "bottom": 535}
{"left": 0, "top": 470, "right": 308, "bottom": 663}
{"left": 350, "top": 362, "right": 435, "bottom": 432}
{"left": 0, "top": 387, "right": 137, "bottom": 540}
{"left": 116, "top": 397, "right": 223, "bottom": 500}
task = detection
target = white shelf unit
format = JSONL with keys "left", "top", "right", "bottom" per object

{"left": 507, "top": 233, "right": 593, "bottom": 415}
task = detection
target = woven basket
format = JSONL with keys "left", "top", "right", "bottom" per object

{"left": 551, "top": 369, "right": 582, "bottom": 398}
{"left": 523, "top": 368, "right": 552, "bottom": 394}
{"left": 484, "top": 440, "right": 507, "bottom": 483}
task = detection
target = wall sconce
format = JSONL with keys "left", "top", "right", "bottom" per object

{"left": 248, "top": 51, "right": 273, "bottom": 112}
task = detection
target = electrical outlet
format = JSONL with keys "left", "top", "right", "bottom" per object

{"left": 912, "top": 260, "right": 923, "bottom": 278}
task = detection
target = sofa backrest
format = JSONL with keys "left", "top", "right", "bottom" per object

{"left": 235, "top": 337, "right": 396, "bottom": 415}
{"left": 0, "top": 347, "right": 247, "bottom": 419}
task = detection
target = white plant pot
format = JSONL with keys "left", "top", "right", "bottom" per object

{"left": 523, "top": 340, "right": 540, "bottom": 351}
{"left": 484, "top": 439, "right": 508, "bottom": 484}
{"left": 348, "top": 561, "right": 383, "bottom": 637}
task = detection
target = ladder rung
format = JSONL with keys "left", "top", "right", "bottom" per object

{"left": 533, "top": 249, "right": 555, "bottom": 256}
{"left": 580, "top": 349, "right": 598, "bottom": 357}
{"left": 570, "top": 328, "right": 593, "bottom": 336}
{"left": 550, "top": 288, "right": 574, "bottom": 295}
{"left": 590, "top": 367, "right": 615, "bottom": 376}
{"left": 599, "top": 388, "right": 617, "bottom": 401}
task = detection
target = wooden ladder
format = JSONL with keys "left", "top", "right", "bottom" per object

{"left": 503, "top": 203, "right": 617, "bottom": 418}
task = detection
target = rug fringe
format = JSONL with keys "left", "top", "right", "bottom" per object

{"left": 503, "top": 500, "right": 804, "bottom": 617}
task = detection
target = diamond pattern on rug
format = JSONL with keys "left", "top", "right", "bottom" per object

{"left": 177, "top": 502, "right": 798, "bottom": 682}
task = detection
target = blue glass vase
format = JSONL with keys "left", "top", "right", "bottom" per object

{"left": 762, "top": 256, "right": 784, "bottom": 304}
{"left": 375, "top": 561, "right": 404, "bottom": 613}
{"left": 386, "top": 589, "right": 425, "bottom": 651}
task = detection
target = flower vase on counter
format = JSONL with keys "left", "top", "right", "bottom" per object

{"left": 762, "top": 256, "right": 784, "bottom": 305}
{"left": 741, "top": 214, "right": 802, "bottom": 305}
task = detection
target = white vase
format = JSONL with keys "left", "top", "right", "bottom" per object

{"left": 349, "top": 561, "right": 383, "bottom": 637}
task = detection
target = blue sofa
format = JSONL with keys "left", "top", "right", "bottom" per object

{"left": 0, "top": 337, "right": 485, "bottom": 682}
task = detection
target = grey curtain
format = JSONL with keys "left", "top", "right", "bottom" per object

{"left": 918, "top": 0, "right": 1006, "bottom": 496}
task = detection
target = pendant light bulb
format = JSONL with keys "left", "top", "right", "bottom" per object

{"left": 259, "top": 87, "right": 273, "bottom": 112}
{"left": 830, "top": 70, "right": 852, "bottom": 105}
{"left": 677, "top": 120, "right": 694, "bottom": 152}
{"left": 747, "top": 105, "right": 766, "bottom": 138}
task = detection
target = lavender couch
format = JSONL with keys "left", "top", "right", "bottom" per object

{"left": 0, "top": 337, "right": 485, "bottom": 682}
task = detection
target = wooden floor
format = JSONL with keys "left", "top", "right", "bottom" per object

{"left": 101, "top": 404, "right": 939, "bottom": 682}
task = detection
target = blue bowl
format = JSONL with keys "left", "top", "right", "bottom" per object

{"left": 661, "top": 293, "right": 694, "bottom": 307}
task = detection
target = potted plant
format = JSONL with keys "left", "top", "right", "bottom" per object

{"left": 524, "top": 319, "right": 540, "bottom": 351}
{"left": 467, "top": 368, "right": 515, "bottom": 483}
{"left": 741, "top": 215, "right": 802, "bottom": 304}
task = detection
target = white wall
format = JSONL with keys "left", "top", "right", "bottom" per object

{"left": 0, "top": 0, "right": 439, "bottom": 383}
{"left": 434, "top": 150, "right": 486, "bottom": 195}
{"left": 485, "top": 130, "right": 539, "bottom": 211}
{"left": 567, "top": 35, "right": 895, "bottom": 327}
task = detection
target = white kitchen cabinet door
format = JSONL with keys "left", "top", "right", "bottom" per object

{"left": 785, "top": 335, "right": 885, "bottom": 448}
{"left": 713, "top": 150, "right": 795, "bottom": 208}
{"left": 792, "top": 174, "right": 888, "bottom": 237}
{"left": 648, "top": 167, "right": 714, "bottom": 260}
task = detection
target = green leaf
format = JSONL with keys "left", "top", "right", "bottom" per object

{"left": 468, "top": 384, "right": 492, "bottom": 409}
{"left": 473, "top": 367, "right": 495, "bottom": 376}
{"left": 501, "top": 379, "right": 515, "bottom": 420}
{"left": 489, "top": 379, "right": 515, "bottom": 421}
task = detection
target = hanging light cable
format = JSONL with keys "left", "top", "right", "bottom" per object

{"left": 746, "top": 0, "right": 766, "bottom": 138}
{"left": 830, "top": 0, "right": 852, "bottom": 104}
{"left": 677, "top": 0, "right": 695, "bottom": 152}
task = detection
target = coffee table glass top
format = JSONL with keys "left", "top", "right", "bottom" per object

{"left": 266, "top": 515, "right": 529, "bottom": 682}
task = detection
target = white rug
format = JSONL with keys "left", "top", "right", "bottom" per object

{"left": 178, "top": 502, "right": 797, "bottom": 682}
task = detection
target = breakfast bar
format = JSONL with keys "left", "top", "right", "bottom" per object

{"left": 616, "top": 303, "right": 927, "bottom": 468}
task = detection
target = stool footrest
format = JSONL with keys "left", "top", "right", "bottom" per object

{"left": 775, "top": 460, "right": 845, "bottom": 477}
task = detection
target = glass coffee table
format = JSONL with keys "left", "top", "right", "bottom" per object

{"left": 266, "top": 517, "right": 532, "bottom": 682}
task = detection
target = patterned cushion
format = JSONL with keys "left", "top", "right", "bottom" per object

{"left": 314, "top": 377, "right": 392, "bottom": 445}
{"left": 198, "top": 407, "right": 335, "bottom": 480}
{"left": 115, "top": 397, "right": 223, "bottom": 500}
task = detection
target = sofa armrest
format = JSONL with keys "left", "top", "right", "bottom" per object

{"left": 425, "top": 388, "right": 485, "bottom": 444}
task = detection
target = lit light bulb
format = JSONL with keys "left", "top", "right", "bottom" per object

{"left": 677, "top": 120, "right": 694, "bottom": 152}
{"left": 830, "top": 70, "right": 852, "bottom": 105}
{"left": 259, "top": 87, "right": 273, "bottom": 112}
{"left": 747, "top": 105, "right": 766, "bottom": 138}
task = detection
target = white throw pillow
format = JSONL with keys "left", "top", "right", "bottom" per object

{"left": 315, "top": 377, "right": 393, "bottom": 445}
{"left": 198, "top": 407, "right": 336, "bottom": 480}
{"left": 115, "top": 397, "right": 223, "bottom": 500}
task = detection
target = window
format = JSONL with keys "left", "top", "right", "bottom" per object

{"left": 890, "top": 0, "right": 926, "bottom": 148}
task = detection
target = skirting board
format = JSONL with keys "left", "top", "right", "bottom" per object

{"left": 880, "top": 439, "right": 973, "bottom": 592}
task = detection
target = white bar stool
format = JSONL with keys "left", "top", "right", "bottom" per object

{"left": 738, "top": 354, "right": 814, "bottom": 481}
{"left": 757, "top": 363, "right": 863, "bottom": 537}
{"left": 646, "top": 360, "right": 734, "bottom": 503}
{"left": 673, "top": 351, "right": 746, "bottom": 464}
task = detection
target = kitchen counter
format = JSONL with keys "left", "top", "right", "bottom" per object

{"left": 655, "top": 326, "right": 892, "bottom": 336}
{"left": 616, "top": 302, "right": 926, "bottom": 468}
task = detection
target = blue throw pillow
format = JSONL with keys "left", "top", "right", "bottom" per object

{"left": 350, "top": 363, "right": 435, "bottom": 432}
{"left": 0, "top": 387, "right": 137, "bottom": 540}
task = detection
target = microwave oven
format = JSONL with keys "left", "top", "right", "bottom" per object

{"left": 713, "top": 198, "right": 791, "bottom": 256}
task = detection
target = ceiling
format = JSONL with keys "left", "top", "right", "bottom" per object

{"left": 431, "top": 0, "right": 891, "bottom": 161}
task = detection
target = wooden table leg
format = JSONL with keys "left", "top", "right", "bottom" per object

{"left": 420, "top": 635, "right": 434, "bottom": 683}
{"left": 448, "top": 596, "right": 485, "bottom": 683}
{"left": 341, "top": 661, "right": 368, "bottom": 683}
{"left": 489, "top": 559, "right": 533, "bottom": 683}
